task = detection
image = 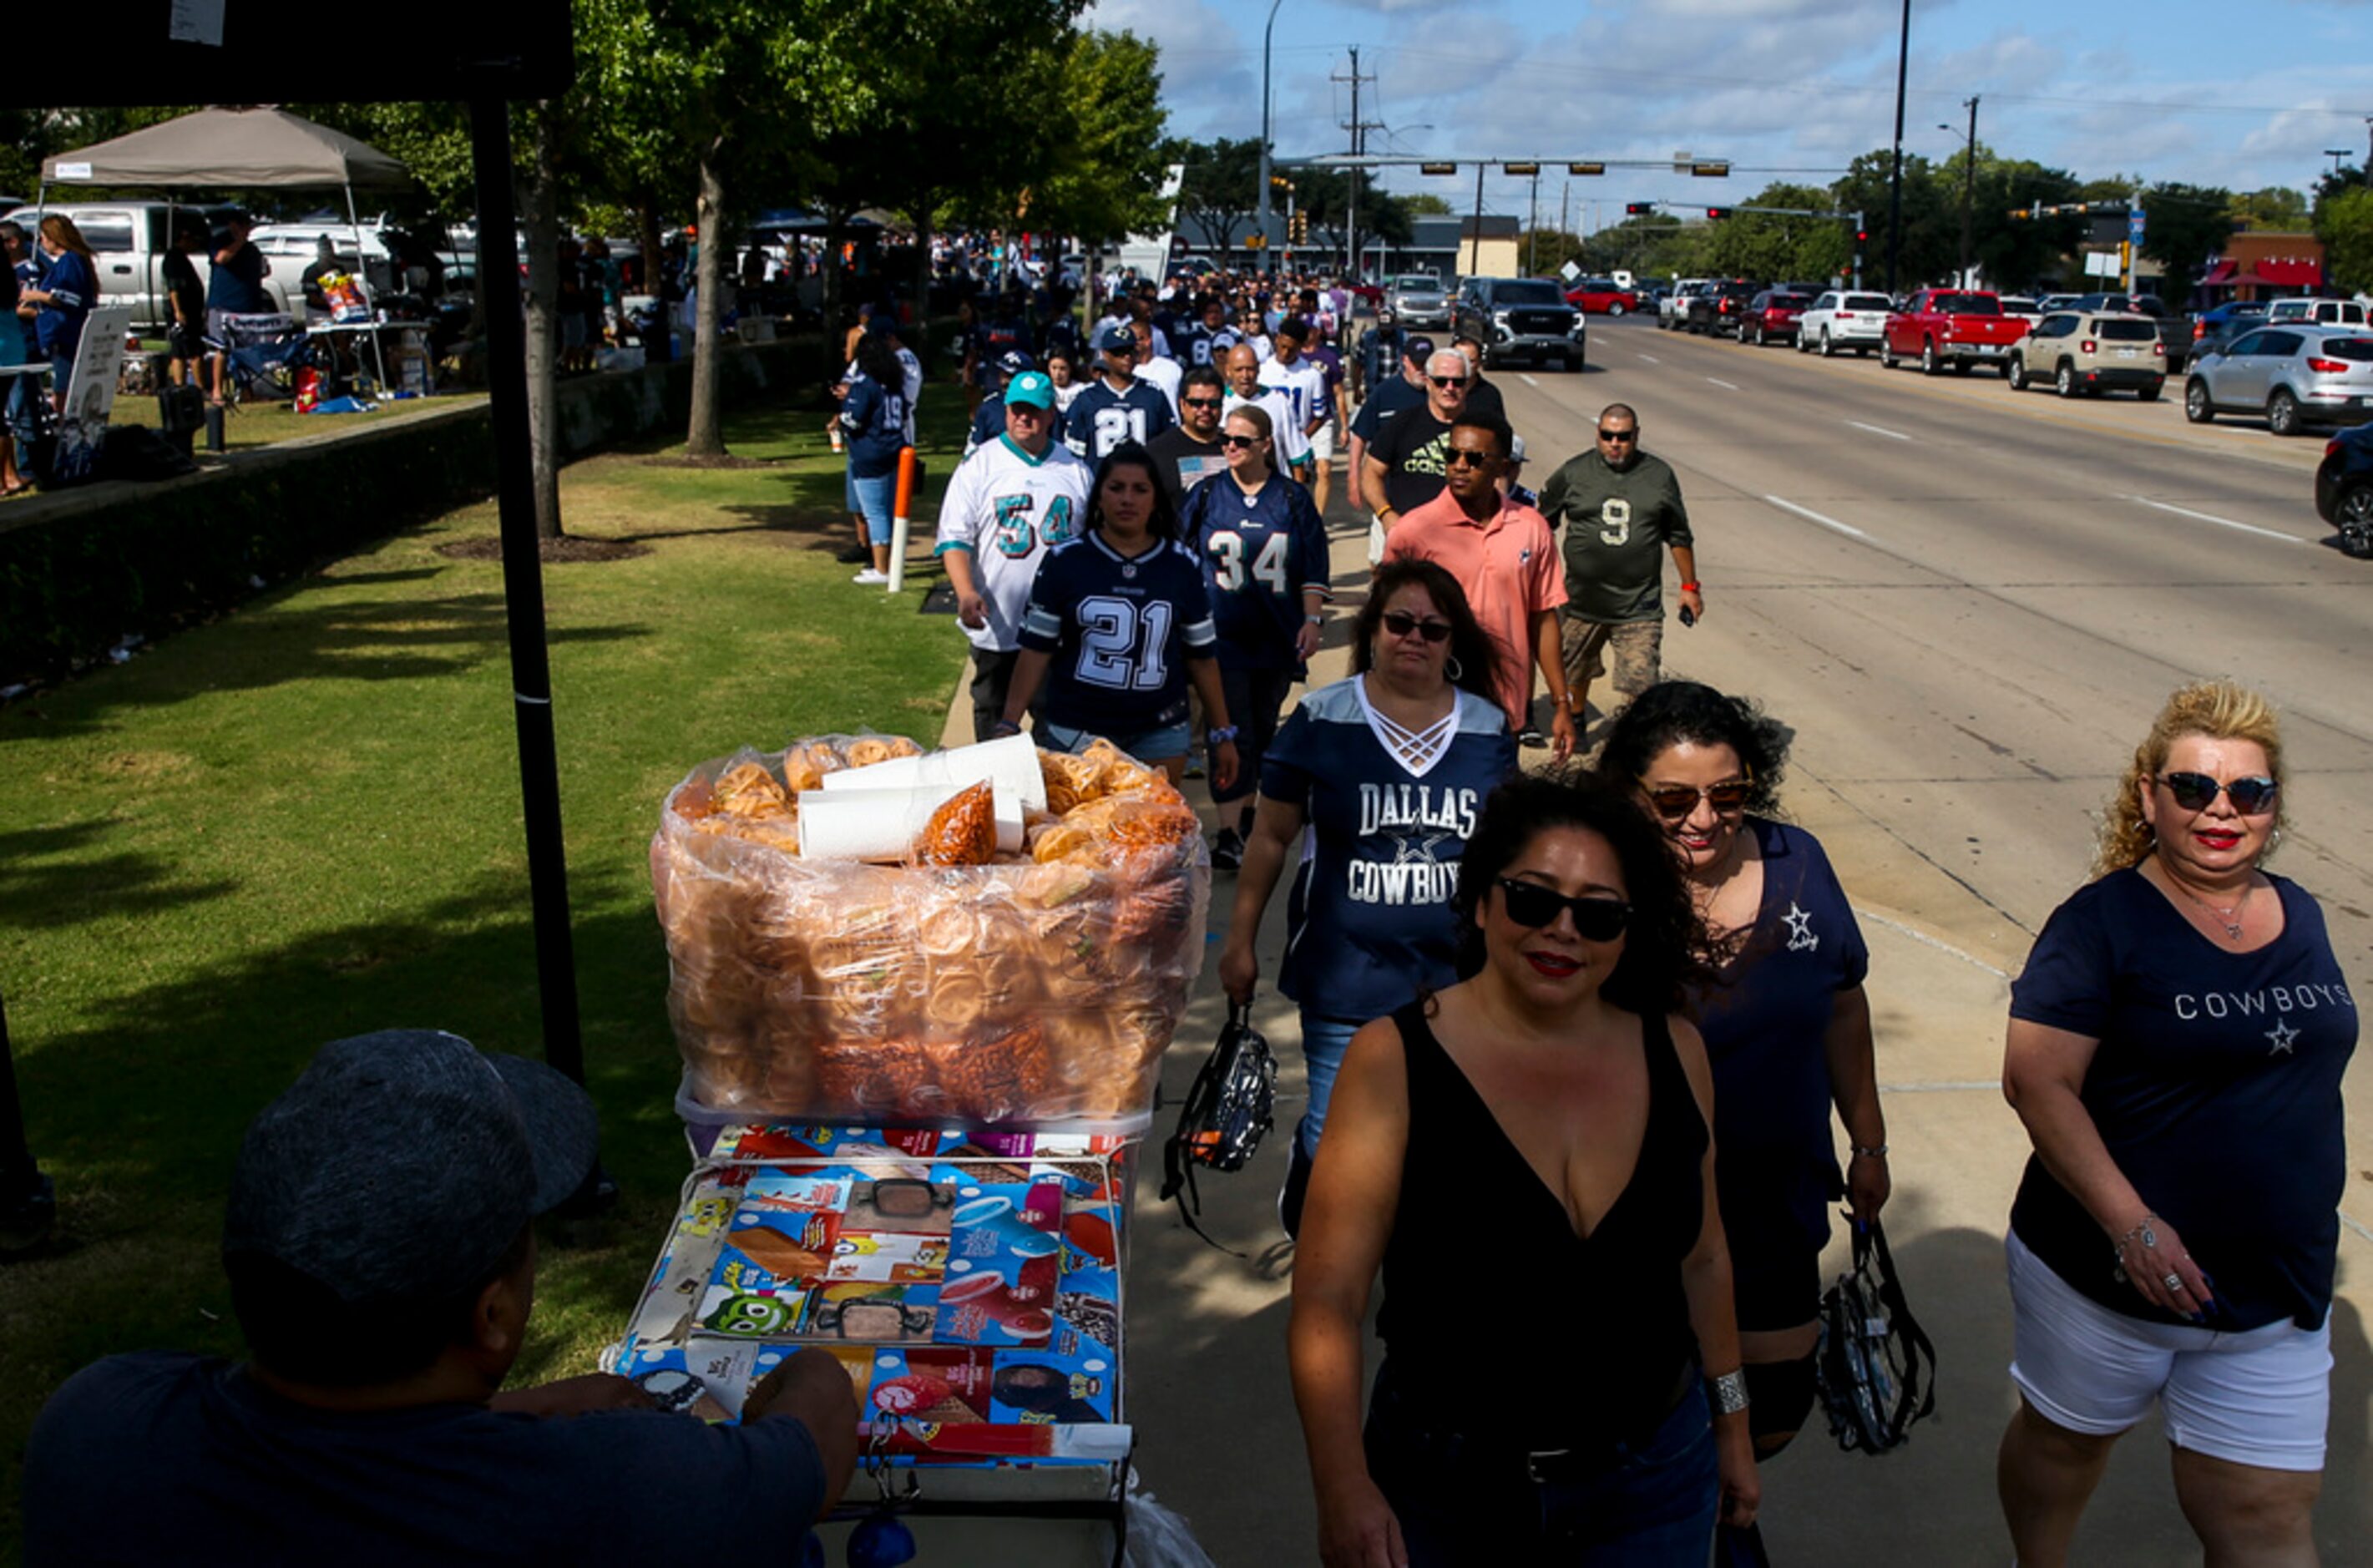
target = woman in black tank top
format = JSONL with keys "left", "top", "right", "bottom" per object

{"left": 1288, "top": 773, "right": 1760, "bottom": 1565}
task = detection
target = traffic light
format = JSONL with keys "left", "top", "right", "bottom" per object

{"left": 1289, "top": 210, "right": 1308, "bottom": 245}
{"left": 1706, "top": 207, "right": 1733, "bottom": 220}
{"left": 1246, "top": 233, "right": 1266, "bottom": 250}
{"left": 1626, "top": 202, "right": 1654, "bottom": 216}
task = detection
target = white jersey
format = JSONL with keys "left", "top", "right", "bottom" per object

{"left": 1225, "top": 387, "right": 1310, "bottom": 469}
{"left": 934, "top": 435, "right": 1095, "bottom": 652}
{"left": 1134, "top": 354, "right": 1183, "bottom": 417}
{"left": 1257, "top": 355, "right": 1328, "bottom": 436}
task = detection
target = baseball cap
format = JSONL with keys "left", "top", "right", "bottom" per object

{"left": 1004, "top": 370, "right": 1055, "bottom": 410}
{"left": 223, "top": 1029, "right": 600, "bottom": 1305}
{"left": 1404, "top": 336, "right": 1436, "bottom": 365}
{"left": 994, "top": 348, "right": 1037, "bottom": 379}
{"left": 1098, "top": 324, "right": 1137, "bottom": 352}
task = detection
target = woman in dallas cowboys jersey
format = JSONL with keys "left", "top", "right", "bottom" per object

{"left": 1596, "top": 682, "right": 1888, "bottom": 1469}
{"left": 1218, "top": 559, "right": 1516, "bottom": 1236}
{"left": 997, "top": 443, "right": 1239, "bottom": 792}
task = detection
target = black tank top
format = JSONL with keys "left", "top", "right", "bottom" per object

{"left": 1376, "top": 998, "right": 1708, "bottom": 1449}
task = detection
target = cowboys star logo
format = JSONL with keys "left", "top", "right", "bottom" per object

{"left": 1782, "top": 901, "right": 1819, "bottom": 953}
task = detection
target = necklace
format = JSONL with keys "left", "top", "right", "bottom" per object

{"left": 2169, "top": 875, "right": 2251, "bottom": 940}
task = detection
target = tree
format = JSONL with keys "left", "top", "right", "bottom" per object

{"left": 1028, "top": 30, "right": 1171, "bottom": 246}
{"left": 1173, "top": 136, "right": 1261, "bottom": 254}
{"left": 1516, "top": 227, "right": 1581, "bottom": 276}
{"left": 2316, "top": 186, "right": 2373, "bottom": 295}
{"left": 2141, "top": 182, "right": 2235, "bottom": 304}
{"left": 1831, "top": 150, "right": 1956, "bottom": 289}
{"left": 1300, "top": 166, "right": 1407, "bottom": 276}
{"left": 1705, "top": 184, "right": 1839, "bottom": 284}
{"left": 1404, "top": 193, "right": 1454, "bottom": 217}
{"left": 2231, "top": 186, "right": 2310, "bottom": 232}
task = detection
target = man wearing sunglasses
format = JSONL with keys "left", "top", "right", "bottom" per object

{"left": 1347, "top": 336, "right": 1434, "bottom": 556}
{"left": 1537, "top": 403, "right": 1701, "bottom": 731}
{"left": 1148, "top": 365, "right": 1232, "bottom": 511}
{"left": 1361, "top": 348, "right": 1474, "bottom": 553}
{"left": 1381, "top": 414, "right": 1575, "bottom": 760}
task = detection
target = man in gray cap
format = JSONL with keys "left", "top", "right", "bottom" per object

{"left": 23, "top": 1029, "right": 857, "bottom": 1565}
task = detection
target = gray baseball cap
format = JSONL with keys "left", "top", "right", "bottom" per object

{"left": 223, "top": 1029, "right": 600, "bottom": 1304}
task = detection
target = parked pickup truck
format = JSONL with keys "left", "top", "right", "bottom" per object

{"left": 1, "top": 200, "right": 303, "bottom": 331}
{"left": 1879, "top": 289, "right": 2029, "bottom": 376}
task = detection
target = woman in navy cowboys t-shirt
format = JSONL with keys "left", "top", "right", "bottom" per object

{"left": 1597, "top": 682, "right": 1890, "bottom": 1466}
{"left": 1218, "top": 559, "right": 1517, "bottom": 1234}
{"left": 1998, "top": 680, "right": 2355, "bottom": 1565}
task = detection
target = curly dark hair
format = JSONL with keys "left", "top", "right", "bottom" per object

{"left": 1085, "top": 442, "right": 1181, "bottom": 543}
{"left": 1447, "top": 771, "right": 1711, "bottom": 1017}
{"left": 1351, "top": 559, "right": 1505, "bottom": 709}
{"left": 1592, "top": 680, "right": 1793, "bottom": 817}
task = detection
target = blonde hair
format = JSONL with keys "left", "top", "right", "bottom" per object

{"left": 1223, "top": 402, "right": 1273, "bottom": 444}
{"left": 2093, "top": 679, "right": 2286, "bottom": 878}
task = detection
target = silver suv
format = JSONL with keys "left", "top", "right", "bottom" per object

{"left": 2185, "top": 323, "right": 2373, "bottom": 436}
{"left": 1384, "top": 273, "right": 1450, "bottom": 329}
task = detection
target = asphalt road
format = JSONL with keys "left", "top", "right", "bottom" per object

{"left": 1116, "top": 318, "right": 2373, "bottom": 1567}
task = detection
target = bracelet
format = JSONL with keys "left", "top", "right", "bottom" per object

{"left": 1851, "top": 1144, "right": 1888, "bottom": 1161}
{"left": 989, "top": 719, "right": 1023, "bottom": 738}
{"left": 1304, "top": 614, "right": 1324, "bottom": 625}
{"left": 1207, "top": 726, "right": 1240, "bottom": 745}
{"left": 1706, "top": 1368, "right": 1750, "bottom": 1417}
{"left": 2112, "top": 1212, "right": 2161, "bottom": 1260}
{"left": 1680, "top": 581, "right": 1701, "bottom": 592}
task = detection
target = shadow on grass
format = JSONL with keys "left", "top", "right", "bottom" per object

{"left": 0, "top": 822, "right": 240, "bottom": 932}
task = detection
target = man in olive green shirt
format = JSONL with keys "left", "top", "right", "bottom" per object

{"left": 1536, "top": 403, "right": 1703, "bottom": 725}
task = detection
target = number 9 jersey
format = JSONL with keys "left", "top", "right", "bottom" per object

{"left": 934, "top": 434, "right": 1096, "bottom": 652}
{"left": 1018, "top": 533, "right": 1218, "bottom": 733}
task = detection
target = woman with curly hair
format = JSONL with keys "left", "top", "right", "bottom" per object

{"left": 1595, "top": 680, "right": 1888, "bottom": 1467}
{"left": 1997, "top": 680, "right": 2354, "bottom": 1568}
{"left": 1290, "top": 771, "right": 1758, "bottom": 1565}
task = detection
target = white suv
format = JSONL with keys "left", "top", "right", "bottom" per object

{"left": 1658, "top": 279, "right": 1709, "bottom": 330}
{"left": 2265, "top": 297, "right": 2366, "bottom": 327}
{"left": 1795, "top": 290, "right": 1895, "bottom": 357}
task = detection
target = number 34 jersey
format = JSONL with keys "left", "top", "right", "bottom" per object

{"left": 1179, "top": 473, "right": 1333, "bottom": 671}
{"left": 1020, "top": 533, "right": 1217, "bottom": 733}
{"left": 934, "top": 435, "right": 1096, "bottom": 652}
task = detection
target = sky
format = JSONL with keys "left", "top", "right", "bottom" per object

{"left": 1083, "top": 0, "right": 2373, "bottom": 235}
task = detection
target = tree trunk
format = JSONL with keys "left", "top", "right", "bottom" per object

{"left": 519, "top": 111, "right": 564, "bottom": 540}
{"left": 686, "top": 144, "right": 730, "bottom": 458}
{"left": 637, "top": 189, "right": 668, "bottom": 364}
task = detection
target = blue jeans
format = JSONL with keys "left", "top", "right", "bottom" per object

{"left": 849, "top": 468, "right": 894, "bottom": 545}
{"left": 1296, "top": 1014, "right": 1362, "bottom": 1160}
{"left": 1036, "top": 719, "right": 1191, "bottom": 766}
{"left": 1364, "top": 1365, "right": 1719, "bottom": 1565}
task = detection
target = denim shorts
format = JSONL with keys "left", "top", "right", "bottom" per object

{"left": 1036, "top": 719, "right": 1190, "bottom": 766}
{"left": 1364, "top": 1362, "right": 1718, "bottom": 1565}
{"left": 848, "top": 469, "right": 895, "bottom": 545}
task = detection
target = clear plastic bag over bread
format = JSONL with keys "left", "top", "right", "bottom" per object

{"left": 651, "top": 733, "right": 1211, "bottom": 1132}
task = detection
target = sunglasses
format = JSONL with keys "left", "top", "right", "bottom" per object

{"left": 2158, "top": 771, "right": 2279, "bottom": 814}
{"left": 1444, "top": 448, "right": 1496, "bottom": 468}
{"left": 1380, "top": 609, "right": 1452, "bottom": 643}
{"left": 1429, "top": 375, "right": 1470, "bottom": 388}
{"left": 1598, "top": 428, "right": 1637, "bottom": 442}
{"left": 1643, "top": 779, "right": 1754, "bottom": 820}
{"left": 1495, "top": 878, "right": 1632, "bottom": 940}
{"left": 1221, "top": 433, "right": 1261, "bottom": 448}
{"left": 1182, "top": 397, "right": 1224, "bottom": 409}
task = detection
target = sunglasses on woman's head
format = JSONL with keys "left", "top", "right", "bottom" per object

{"left": 1380, "top": 610, "right": 1451, "bottom": 642}
{"left": 1495, "top": 878, "right": 1632, "bottom": 939}
{"left": 1643, "top": 780, "right": 1753, "bottom": 820}
{"left": 2159, "top": 772, "right": 2279, "bottom": 814}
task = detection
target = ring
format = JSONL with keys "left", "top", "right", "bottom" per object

{"left": 2164, "top": 1273, "right": 2184, "bottom": 1292}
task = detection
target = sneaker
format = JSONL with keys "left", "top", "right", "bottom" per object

{"left": 1183, "top": 749, "right": 1206, "bottom": 780}
{"left": 1210, "top": 827, "right": 1243, "bottom": 872}
{"left": 1278, "top": 1134, "right": 1313, "bottom": 1241}
{"left": 836, "top": 544, "right": 871, "bottom": 564}
{"left": 1517, "top": 725, "right": 1547, "bottom": 749}
{"left": 851, "top": 569, "right": 889, "bottom": 584}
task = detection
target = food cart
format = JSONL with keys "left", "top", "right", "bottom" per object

{"left": 608, "top": 731, "right": 1210, "bottom": 1564}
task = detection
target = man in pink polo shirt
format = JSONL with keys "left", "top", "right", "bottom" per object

{"left": 1381, "top": 412, "right": 1576, "bottom": 760}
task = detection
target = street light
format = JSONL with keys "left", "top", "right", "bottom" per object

{"left": 1257, "top": 0, "right": 1285, "bottom": 276}
{"left": 1939, "top": 97, "right": 1978, "bottom": 287}
{"left": 2327, "top": 149, "right": 2354, "bottom": 178}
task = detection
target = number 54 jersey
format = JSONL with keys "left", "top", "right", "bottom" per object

{"left": 1179, "top": 472, "right": 1333, "bottom": 671}
{"left": 934, "top": 435, "right": 1096, "bottom": 652}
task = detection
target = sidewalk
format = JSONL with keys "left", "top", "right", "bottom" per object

{"left": 935, "top": 482, "right": 2373, "bottom": 1564}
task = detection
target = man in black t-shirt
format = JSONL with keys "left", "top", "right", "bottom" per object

{"left": 160, "top": 224, "right": 208, "bottom": 388}
{"left": 23, "top": 1029, "right": 858, "bottom": 1565}
{"left": 1148, "top": 364, "right": 1231, "bottom": 511}
{"left": 1363, "top": 346, "right": 1471, "bottom": 549}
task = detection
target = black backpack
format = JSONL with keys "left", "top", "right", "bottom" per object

{"left": 1814, "top": 1217, "right": 1938, "bottom": 1454}
{"left": 1157, "top": 999, "right": 1276, "bottom": 1254}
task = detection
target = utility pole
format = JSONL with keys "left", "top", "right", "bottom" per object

{"left": 1257, "top": 0, "right": 1283, "bottom": 276}
{"left": 1527, "top": 169, "right": 1541, "bottom": 274}
{"left": 1960, "top": 95, "right": 1979, "bottom": 287}
{"left": 1469, "top": 161, "right": 1486, "bottom": 277}
{"left": 1885, "top": 0, "right": 1910, "bottom": 293}
{"left": 1334, "top": 48, "right": 1379, "bottom": 279}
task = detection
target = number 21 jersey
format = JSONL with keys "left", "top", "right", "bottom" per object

{"left": 934, "top": 435, "right": 1095, "bottom": 652}
{"left": 1020, "top": 533, "right": 1217, "bottom": 733}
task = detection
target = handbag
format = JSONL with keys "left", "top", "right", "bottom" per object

{"left": 1157, "top": 999, "right": 1276, "bottom": 1254}
{"left": 1814, "top": 1216, "right": 1938, "bottom": 1454}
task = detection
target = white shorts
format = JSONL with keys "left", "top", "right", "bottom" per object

{"left": 2006, "top": 1230, "right": 2330, "bottom": 1472}
{"left": 1310, "top": 422, "right": 1335, "bottom": 463}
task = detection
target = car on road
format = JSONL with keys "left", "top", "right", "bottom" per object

{"left": 2065, "top": 292, "right": 2193, "bottom": 372}
{"left": 1998, "top": 296, "right": 2043, "bottom": 321}
{"left": 2185, "top": 323, "right": 2373, "bottom": 436}
{"left": 1880, "top": 288, "right": 2029, "bottom": 374}
{"left": 1795, "top": 289, "right": 1895, "bottom": 357}
{"left": 2190, "top": 301, "right": 2269, "bottom": 359}
{"left": 2005, "top": 310, "right": 2166, "bottom": 400}
{"left": 2265, "top": 296, "right": 2366, "bottom": 328}
{"left": 2037, "top": 293, "right": 2082, "bottom": 313}
{"left": 1738, "top": 289, "right": 1811, "bottom": 347}
{"left": 1384, "top": 272, "right": 1451, "bottom": 329}
{"left": 1565, "top": 278, "right": 1642, "bottom": 315}
{"left": 1684, "top": 279, "right": 1758, "bottom": 336}
{"left": 1453, "top": 275, "right": 1586, "bottom": 370}
{"left": 2313, "top": 422, "right": 2373, "bottom": 557}
{"left": 1658, "top": 277, "right": 1711, "bottom": 329}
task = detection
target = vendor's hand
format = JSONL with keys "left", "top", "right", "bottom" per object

{"left": 2114, "top": 1211, "right": 2214, "bottom": 1318}
{"left": 1715, "top": 1418, "right": 1760, "bottom": 1530}
{"left": 1211, "top": 739, "right": 1240, "bottom": 793}
{"left": 1549, "top": 705, "right": 1577, "bottom": 763}
{"left": 1317, "top": 1473, "right": 1408, "bottom": 1568}
{"left": 957, "top": 592, "right": 989, "bottom": 630}
{"left": 488, "top": 1373, "right": 656, "bottom": 1419}
{"left": 1218, "top": 939, "right": 1258, "bottom": 1005}
{"left": 1294, "top": 620, "right": 1323, "bottom": 662}
{"left": 1847, "top": 1148, "right": 1891, "bottom": 1224}
{"left": 1679, "top": 585, "right": 1705, "bottom": 625}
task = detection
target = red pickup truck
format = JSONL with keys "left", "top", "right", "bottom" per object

{"left": 1880, "top": 289, "right": 2030, "bottom": 377}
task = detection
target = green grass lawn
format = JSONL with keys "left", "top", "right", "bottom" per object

{"left": 0, "top": 386, "right": 975, "bottom": 1555}
{"left": 101, "top": 385, "right": 488, "bottom": 453}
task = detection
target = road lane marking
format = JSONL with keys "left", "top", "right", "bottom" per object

{"left": 1637, "top": 353, "right": 1660, "bottom": 363}
{"left": 1846, "top": 419, "right": 1911, "bottom": 441}
{"left": 1519, "top": 373, "right": 1539, "bottom": 387}
{"left": 2118, "top": 494, "right": 2302, "bottom": 545}
{"left": 1763, "top": 494, "right": 1870, "bottom": 539}
{"left": 1705, "top": 377, "right": 1738, "bottom": 390}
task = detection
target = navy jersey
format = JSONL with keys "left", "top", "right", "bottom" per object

{"left": 1063, "top": 379, "right": 1175, "bottom": 463}
{"left": 838, "top": 375, "right": 908, "bottom": 478}
{"left": 1172, "top": 321, "right": 1217, "bottom": 369}
{"left": 1020, "top": 533, "right": 1216, "bottom": 734}
{"left": 965, "top": 395, "right": 1008, "bottom": 458}
{"left": 1262, "top": 679, "right": 1517, "bottom": 1021}
{"left": 1690, "top": 819, "right": 1870, "bottom": 1259}
{"left": 1180, "top": 472, "right": 1332, "bottom": 671}
{"left": 2008, "top": 869, "right": 2357, "bottom": 1332}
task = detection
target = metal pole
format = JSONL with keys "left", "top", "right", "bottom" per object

{"left": 1345, "top": 47, "right": 1360, "bottom": 280}
{"left": 1469, "top": 161, "right": 1485, "bottom": 276}
{"left": 1960, "top": 96, "right": 1979, "bottom": 287}
{"left": 1885, "top": 0, "right": 1910, "bottom": 293}
{"left": 1527, "top": 171, "right": 1540, "bottom": 274}
{"left": 1257, "top": 0, "right": 1283, "bottom": 277}
{"left": 465, "top": 96, "right": 586, "bottom": 1089}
